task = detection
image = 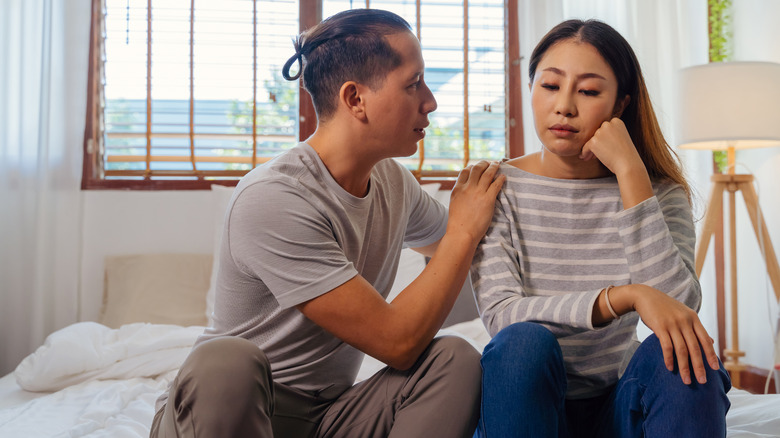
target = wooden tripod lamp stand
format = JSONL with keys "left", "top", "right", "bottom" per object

{"left": 677, "top": 61, "right": 780, "bottom": 388}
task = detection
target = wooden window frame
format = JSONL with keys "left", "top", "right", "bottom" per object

{"left": 82, "top": 0, "right": 523, "bottom": 190}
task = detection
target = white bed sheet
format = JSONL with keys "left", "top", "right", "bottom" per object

{"left": 0, "top": 319, "right": 778, "bottom": 438}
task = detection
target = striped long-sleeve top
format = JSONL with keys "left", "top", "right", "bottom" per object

{"left": 470, "top": 164, "right": 701, "bottom": 399}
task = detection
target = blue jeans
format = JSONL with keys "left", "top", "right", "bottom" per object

{"left": 474, "top": 322, "right": 732, "bottom": 438}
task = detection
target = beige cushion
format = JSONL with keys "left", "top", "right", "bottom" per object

{"left": 99, "top": 253, "right": 213, "bottom": 328}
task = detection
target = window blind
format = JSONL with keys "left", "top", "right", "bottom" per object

{"left": 83, "top": 0, "right": 523, "bottom": 189}
{"left": 98, "top": 0, "right": 298, "bottom": 181}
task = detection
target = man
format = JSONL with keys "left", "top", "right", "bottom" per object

{"left": 151, "top": 8, "right": 504, "bottom": 438}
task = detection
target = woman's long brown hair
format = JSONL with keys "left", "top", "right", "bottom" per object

{"left": 529, "top": 19, "right": 692, "bottom": 201}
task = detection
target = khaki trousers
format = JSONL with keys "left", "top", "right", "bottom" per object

{"left": 150, "top": 335, "right": 481, "bottom": 438}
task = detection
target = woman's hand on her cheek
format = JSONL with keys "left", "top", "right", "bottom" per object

{"left": 579, "top": 117, "right": 643, "bottom": 176}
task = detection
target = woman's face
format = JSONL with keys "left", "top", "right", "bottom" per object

{"left": 530, "top": 39, "right": 623, "bottom": 158}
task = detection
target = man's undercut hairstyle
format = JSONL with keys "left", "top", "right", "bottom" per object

{"left": 282, "top": 9, "right": 412, "bottom": 120}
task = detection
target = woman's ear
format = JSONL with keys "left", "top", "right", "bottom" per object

{"left": 339, "top": 81, "right": 367, "bottom": 121}
{"left": 613, "top": 95, "right": 630, "bottom": 118}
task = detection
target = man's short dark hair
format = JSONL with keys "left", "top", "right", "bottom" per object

{"left": 283, "top": 9, "right": 412, "bottom": 120}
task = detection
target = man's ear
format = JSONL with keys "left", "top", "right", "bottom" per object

{"left": 613, "top": 95, "right": 630, "bottom": 118}
{"left": 339, "top": 81, "right": 367, "bottom": 121}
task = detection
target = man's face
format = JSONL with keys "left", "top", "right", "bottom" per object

{"left": 361, "top": 31, "right": 438, "bottom": 158}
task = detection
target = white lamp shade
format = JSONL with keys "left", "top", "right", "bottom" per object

{"left": 676, "top": 61, "right": 780, "bottom": 150}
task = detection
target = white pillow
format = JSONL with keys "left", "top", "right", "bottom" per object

{"left": 100, "top": 253, "right": 212, "bottom": 329}
{"left": 206, "top": 184, "right": 236, "bottom": 326}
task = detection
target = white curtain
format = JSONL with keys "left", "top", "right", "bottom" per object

{"left": 0, "top": 0, "right": 90, "bottom": 375}
{"left": 516, "top": 0, "right": 717, "bottom": 341}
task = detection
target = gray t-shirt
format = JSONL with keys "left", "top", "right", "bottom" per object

{"left": 196, "top": 143, "right": 447, "bottom": 399}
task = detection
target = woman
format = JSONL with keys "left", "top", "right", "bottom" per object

{"left": 471, "top": 19, "right": 731, "bottom": 437}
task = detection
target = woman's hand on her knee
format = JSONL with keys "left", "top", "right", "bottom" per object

{"left": 626, "top": 285, "right": 720, "bottom": 385}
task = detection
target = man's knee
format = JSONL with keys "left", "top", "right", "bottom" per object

{"left": 426, "top": 336, "right": 481, "bottom": 388}
{"left": 424, "top": 336, "right": 482, "bottom": 408}
{"left": 189, "top": 336, "right": 268, "bottom": 371}
{"left": 430, "top": 336, "right": 481, "bottom": 369}
{"left": 178, "top": 337, "right": 272, "bottom": 403}
{"left": 158, "top": 338, "right": 275, "bottom": 437}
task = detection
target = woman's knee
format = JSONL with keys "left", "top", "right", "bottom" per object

{"left": 483, "top": 322, "right": 562, "bottom": 371}
{"left": 630, "top": 334, "right": 731, "bottom": 398}
{"left": 633, "top": 334, "right": 710, "bottom": 375}
{"left": 480, "top": 323, "right": 567, "bottom": 405}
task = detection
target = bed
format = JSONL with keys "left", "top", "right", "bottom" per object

{"left": 1, "top": 318, "right": 779, "bottom": 437}
{"left": 1, "top": 186, "right": 778, "bottom": 437}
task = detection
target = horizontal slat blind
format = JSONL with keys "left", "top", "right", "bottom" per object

{"left": 102, "top": 0, "right": 299, "bottom": 180}
{"left": 86, "top": 0, "right": 518, "bottom": 188}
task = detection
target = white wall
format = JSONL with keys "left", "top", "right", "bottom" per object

{"left": 80, "top": 191, "right": 215, "bottom": 321}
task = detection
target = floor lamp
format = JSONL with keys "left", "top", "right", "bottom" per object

{"left": 677, "top": 61, "right": 780, "bottom": 388}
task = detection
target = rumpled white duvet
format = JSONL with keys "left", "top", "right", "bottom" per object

{"left": 1, "top": 322, "right": 201, "bottom": 438}
{"left": 1, "top": 320, "right": 779, "bottom": 438}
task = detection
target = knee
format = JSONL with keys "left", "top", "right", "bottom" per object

{"left": 429, "top": 336, "right": 482, "bottom": 375}
{"left": 480, "top": 323, "right": 566, "bottom": 401}
{"left": 178, "top": 337, "right": 272, "bottom": 402}
{"left": 165, "top": 337, "right": 274, "bottom": 433}
{"left": 189, "top": 336, "right": 269, "bottom": 375}
{"left": 482, "top": 322, "right": 562, "bottom": 372}
{"left": 634, "top": 334, "right": 662, "bottom": 359}
{"left": 632, "top": 334, "right": 731, "bottom": 398}
{"left": 633, "top": 334, "right": 712, "bottom": 377}
{"left": 428, "top": 336, "right": 482, "bottom": 389}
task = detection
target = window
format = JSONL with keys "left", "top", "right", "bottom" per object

{"left": 82, "top": 0, "right": 523, "bottom": 189}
